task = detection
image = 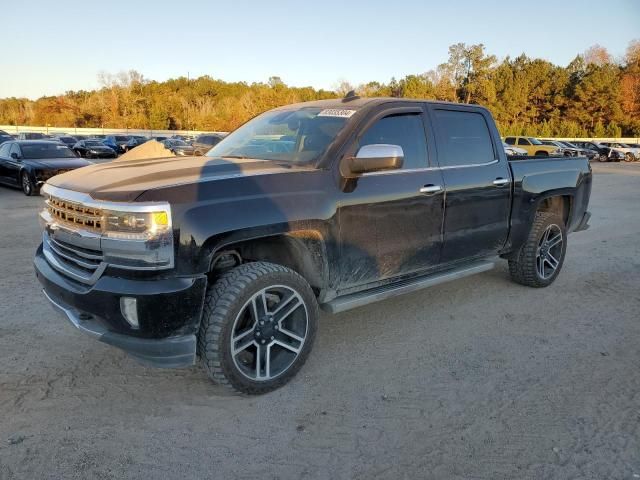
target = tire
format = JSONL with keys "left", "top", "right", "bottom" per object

{"left": 508, "top": 211, "right": 567, "bottom": 288}
{"left": 624, "top": 152, "right": 634, "bottom": 162}
{"left": 194, "top": 150, "right": 203, "bottom": 156}
{"left": 21, "top": 171, "right": 38, "bottom": 196}
{"left": 598, "top": 154, "right": 608, "bottom": 162}
{"left": 199, "top": 261, "right": 318, "bottom": 395}
{"left": 535, "top": 151, "right": 549, "bottom": 157}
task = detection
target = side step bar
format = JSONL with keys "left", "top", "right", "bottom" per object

{"left": 322, "top": 260, "right": 495, "bottom": 314}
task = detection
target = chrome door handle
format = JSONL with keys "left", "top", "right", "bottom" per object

{"left": 492, "top": 178, "right": 510, "bottom": 186}
{"left": 419, "top": 185, "right": 443, "bottom": 194}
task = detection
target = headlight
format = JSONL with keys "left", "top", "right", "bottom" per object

{"left": 101, "top": 206, "right": 174, "bottom": 269}
{"left": 41, "top": 184, "right": 174, "bottom": 270}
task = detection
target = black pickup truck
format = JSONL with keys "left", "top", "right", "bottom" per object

{"left": 34, "top": 96, "right": 592, "bottom": 394}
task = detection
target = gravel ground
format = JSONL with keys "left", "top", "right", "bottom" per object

{"left": 1, "top": 163, "right": 639, "bottom": 480}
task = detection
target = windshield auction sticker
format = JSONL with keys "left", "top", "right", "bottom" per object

{"left": 317, "top": 109, "right": 357, "bottom": 118}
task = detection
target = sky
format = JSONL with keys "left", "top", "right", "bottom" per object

{"left": 2, "top": 0, "right": 639, "bottom": 99}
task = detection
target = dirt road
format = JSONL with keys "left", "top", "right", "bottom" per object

{"left": 1, "top": 163, "right": 639, "bottom": 479}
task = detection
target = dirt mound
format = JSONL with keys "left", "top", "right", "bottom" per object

{"left": 116, "top": 140, "right": 175, "bottom": 161}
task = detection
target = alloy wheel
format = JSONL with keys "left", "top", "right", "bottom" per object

{"left": 536, "top": 224, "right": 563, "bottom": 280}
{"left": 230, "top": 285, "right": 308, "bottom": 381}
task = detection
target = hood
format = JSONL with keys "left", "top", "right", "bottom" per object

{"left": 46, "top": 155, "right": 311, "bottom": 202}
{"left": 87, "top": 145, "right": 113, "bottom": 151}
{"left": 26, "top": 157, "right": 92, "bottom": 169}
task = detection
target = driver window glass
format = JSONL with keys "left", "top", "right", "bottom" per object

{"left": 517, "top": 138, "right": 529, "bottom": 145}
{"left": 358, "top": 113, "right": 427, "bottom": 170}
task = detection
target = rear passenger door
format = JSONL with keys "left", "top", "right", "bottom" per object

{"left": 428, "top": 106, "right": 511, "bottom": 264}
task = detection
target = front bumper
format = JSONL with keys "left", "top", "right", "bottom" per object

{"left": 34, "top": 245, "right": 207, "bottom": 368}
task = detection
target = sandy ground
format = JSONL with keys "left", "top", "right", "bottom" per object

{"left": 0, "top": 163, "right": 639, "bottom": 480}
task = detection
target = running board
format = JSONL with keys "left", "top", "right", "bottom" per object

{"left": 322, "top": 260, "right": 495, "bottom": 314}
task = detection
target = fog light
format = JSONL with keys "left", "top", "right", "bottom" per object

{"left": 120, "top": 297, "right": 139, "bottom": 329}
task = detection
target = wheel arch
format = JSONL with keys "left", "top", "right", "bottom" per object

{"left": 205, "top": 229, "right": 330, "bottom": 295}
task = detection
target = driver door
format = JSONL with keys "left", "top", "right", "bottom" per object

{"left": 336, "top": 105, "right": 445, "bottom": 291}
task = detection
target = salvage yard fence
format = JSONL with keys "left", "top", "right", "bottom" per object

{"left": 0, "top": 125, "right": 226, "bottom": 137}
{"left": 1, "top": 124, "right": 639, "bottom": 144}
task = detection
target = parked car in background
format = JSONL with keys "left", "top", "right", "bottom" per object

{"left": 18, "top": 132, "right": 47, "bottom": 140}
{"left": 192, "top": 133, "right": 224, "bottom": 155}
{"left": 571, "top": 141, "right": 623, "bottom": 162}
{"left": 53, "top": 135, "right": 79, "bottom": 149}
{"left": 103, "top": 135, "right": 131, "bottom": 154}
{"left": 503, "top": 136, "right": 562, "bottom": 156}
{"left": 163, "top": 139, "right": 195, "bottom": 156}
{"left": 556, "top": 141, "right": 597, "bottom": 161}
{"left": 502, "top": 142, "right": 527, "bottom": 156}
{"left": 73, "top": 139, "right": 118, "bottom": 159}
{"left": 0, "top": 134, "right": 13, "bottom": 145}
{"left": 123, "top": 136, "right": 149, "bottom": 152}
{"left": 0, "top": 141, "right": 91, "bottom": 195}
{"left": 539, "top": 140, "right": 576, "bottom": 156}
{"left": 599, "top": 142, "right": 640, "bottom": 162}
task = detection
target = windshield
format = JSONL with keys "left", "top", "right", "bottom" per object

{"left": 86, "top": 141, "right": 103, "bottom": 147}
{"left": 529, "top": 137, "right": 543, "bottom": 145}
{"left": 22, "top": 143, "right": 77, "bottom": 159}
{"left": 171, "top": 140, "right": 187, "bottom": 146}
{"left": 207, "top": 107, "right": 352, "bottom": 164}
{"left": 115, "top": 136, "right": 129, "bottom": 142}
{"left": 60, "top": 137, "right": 76, "bottom": 144}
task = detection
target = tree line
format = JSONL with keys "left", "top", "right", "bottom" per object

{"left": 1, "top": 41, "right": 638, "bottom": 137}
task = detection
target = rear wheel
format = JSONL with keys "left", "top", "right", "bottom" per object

{"left": 199, "top": 262, "right": 318, "bottom": 395}
{"left": 598, "top": 154, "right": 608, "bottom": 162}
{"left": 508, "top": 211, "right": 566, "bottom": 288}
{"left": 624, "top": 152, "right": 634, "bottom": 162}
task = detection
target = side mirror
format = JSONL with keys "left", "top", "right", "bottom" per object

{"left": 346, "top": 144, "right": 404, "bottom": 176}
{"left": 10, "top": 152, "right": 20, "bottom": 161}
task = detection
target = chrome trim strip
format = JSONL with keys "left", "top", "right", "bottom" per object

{"left": 42, "top": 184, "right": 171, "bottom": 213}
{"left": 47, "top": 241, "right": 100, "bottom": 270}
{"left": 361, "top": 159, "right": 500, "bottom": 176}
{"left": 42, "top": 232, "right": 107, "bottom": 284}
{"left": 49, "top": 236, "right": 103, "bottom": 261}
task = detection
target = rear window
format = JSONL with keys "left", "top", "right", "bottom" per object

{"left": 432, "top": 110, "right": 495, "bottom": 167}
{"left": 505, "top": 137, "right": 515, "bottom": 145}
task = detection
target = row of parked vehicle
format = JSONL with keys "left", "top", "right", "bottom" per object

{"left": 502, "top": 136, "right": 640, "bottom": 162}
{"left": 0, "top": 130, "right": 225, "bottom": 159}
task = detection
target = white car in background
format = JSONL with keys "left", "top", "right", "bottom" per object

{"left": 599, "top": 142, "right": 640, "bottom": 162}
{"left": 502, "top": 142, "right": 528, "bottom": 156}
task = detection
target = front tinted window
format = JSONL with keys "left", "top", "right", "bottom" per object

{"left": 433, "top": 110, "right": 495, "bottom": 167}
{"left": 207, "top": 107, "right": 351, "bottom": 164}
{"left": 21, "top": 143, "right": 77, "bottom": 159}
{"left": 517, "top": 138, "right": 530, "bottom": 145}
{"left": 358, "top": 113, "right": 427, "bottom": 170}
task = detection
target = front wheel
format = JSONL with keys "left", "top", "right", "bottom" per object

{"left": 199, "top": 262, "right": 318, "bottom": 394}
{"left": 624, "top": 153, "right": 634, "bottom": 162}
{"left": 508, "top": 211, "right": 567, "bottom": 288}
{"left": 598, "top": 154, "right": 608, "bottom": 162}
{"left": 21, "top": 171, "right": 38, "bottom": 196}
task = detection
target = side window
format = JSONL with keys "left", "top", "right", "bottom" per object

{"left": 505, "top": 137, "right": 515, "bottom": 145}
{"left": 358, "top": 113, "right": 428, "bottom": 170}
{"left": 0, "top": 143, "right": 11, "bottom": 157}
{"left": 517, "top": 138, "right": 530, "bottom": 146}
{"left": 9, "top": 144, "right": 21, "bottom": 158}
{"left": 432, "top": 109, "right": 495, "bottom": 167}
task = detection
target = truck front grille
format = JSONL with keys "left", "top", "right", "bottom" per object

{"left": 42, "top": 232, "right": 106, "bottom": 285}
{"left": 45, "top": 194, "right": 103, "bottom": 232}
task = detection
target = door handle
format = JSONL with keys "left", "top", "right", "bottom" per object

{"left": 419, "top": 185, "right": 443, "bottom": 194}
{"left": 492, "top": 178, "right": 510, "bottom": 187}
